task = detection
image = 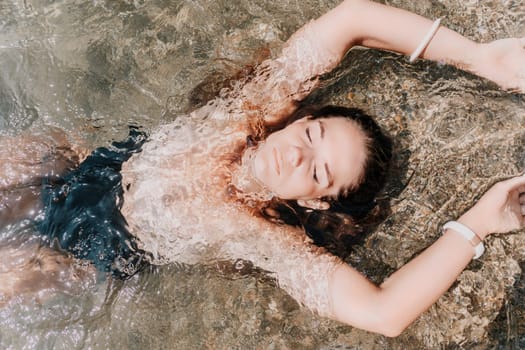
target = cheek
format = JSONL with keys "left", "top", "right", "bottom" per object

{"left": 268, "top": 126, "right": 301, "bottom": 146}
{"left": 264, "top": 131, "right": 283, "bottom": 145}
{"left": 274, "top": 175, "right": 316, "bottom": 199}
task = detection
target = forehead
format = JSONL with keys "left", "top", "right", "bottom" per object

{"left": 315, "top": 117, "right": 368, "bottom": 196}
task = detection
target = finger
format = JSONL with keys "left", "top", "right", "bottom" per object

{"left": 520, "top": 192, "right": 525, "bottom": 204}
{"left": 521, "top": 204, "right": 525, "bottom": 216}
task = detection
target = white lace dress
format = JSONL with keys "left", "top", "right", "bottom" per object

{"left": 121, "top": 21, "right": 346, "bottom": 318}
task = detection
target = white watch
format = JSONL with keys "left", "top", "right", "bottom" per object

{"left": 443, "top": 221, "right": 485, "bottom": 259}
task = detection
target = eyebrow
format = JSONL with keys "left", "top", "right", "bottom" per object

{"left": 318, "top": 120, "right": 333, "bottom": 187}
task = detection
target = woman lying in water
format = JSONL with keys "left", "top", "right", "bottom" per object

{"left": 2, "top": 0, "right": 525, "bottom": 337}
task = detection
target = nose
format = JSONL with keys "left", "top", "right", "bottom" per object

{"left": 287, "top": 145, "right": 306, "bottom": 167}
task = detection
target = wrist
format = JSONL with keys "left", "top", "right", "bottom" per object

{"left": 466, "top": 42, "right": 493, "bottom": 79}
{"left": 420, "top": 24, "right": 481, "bottom": 70}
{"left": 443, "top": 220, "right": 485, "bottom": 259}
{"left": 457, "top": 211, "right": 490, "bottom": 240}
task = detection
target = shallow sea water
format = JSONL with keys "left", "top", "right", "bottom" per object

{"left": 0, "top": 0, "right": 525, "bottom": 349}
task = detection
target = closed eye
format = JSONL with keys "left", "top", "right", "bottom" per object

{"left": 306, "top": 127, "right": 312, "bottom": 143}
{"left": 307, "top": 127, "right": 319, "bottom": 183}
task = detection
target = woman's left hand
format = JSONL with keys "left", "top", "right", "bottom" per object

{"left": 473, "top": 38, "right": 525, "bottom": 93}
{"left": 458, "top": 174, "right": 525, "bottom": 240}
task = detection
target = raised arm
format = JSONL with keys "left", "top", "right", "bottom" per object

{"left": 329, "top": 175, "right": 525, "bottom": 336}
{"left": 239, "top": 0, "right": 524, "bottom": 125}
{"left": 312, "top": 0, "right": 477, "bottom": 63}
{"left": 313, "top": 0, "right": 525, "bottom": 91}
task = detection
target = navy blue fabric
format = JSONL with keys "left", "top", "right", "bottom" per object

{"left": 37, "top": 129, "right": 148, "bottom": 279}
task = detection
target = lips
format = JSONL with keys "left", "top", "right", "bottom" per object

{"left": 272, "top": 147, "right": 280, "bottom": 176}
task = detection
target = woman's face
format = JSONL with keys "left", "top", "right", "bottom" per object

{"left": 252, "top": 116, "right": 368, "bottom": 200}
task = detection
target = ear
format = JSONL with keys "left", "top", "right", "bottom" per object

{"left": 296, "top": 198, "right": 330, "bottom": 210}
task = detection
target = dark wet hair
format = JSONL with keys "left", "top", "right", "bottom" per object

{"left": 259, "top": 105, "right": 393, "bottom": 257}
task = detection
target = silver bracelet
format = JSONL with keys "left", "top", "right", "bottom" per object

{"left": 409, "top": 17, "right": 442, "bottom": 63}
{"left": 443, "top": 221, "right": 485, "bottom": 259}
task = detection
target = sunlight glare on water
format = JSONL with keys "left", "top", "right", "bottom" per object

{"left": 0, "top": 0, "right": 525, "bottom": 348}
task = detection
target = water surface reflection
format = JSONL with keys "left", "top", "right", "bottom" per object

{"left": 1, "top": 0, "right": 525, "bottom": 348}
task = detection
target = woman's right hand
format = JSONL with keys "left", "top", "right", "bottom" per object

{"left": 458, "top": 175, "right": 525, "bottom": 240}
